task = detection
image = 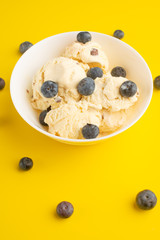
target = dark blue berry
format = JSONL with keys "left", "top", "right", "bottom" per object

{"left": 19, "top": 41, "right": 33, "bottom": 54}
{"left": 136, "top": 190, "right": 157, "bottom": 210}
{"left": 82, "top": 124, "right": 99, "bottom": 139}
{"left": 39, "top": 106, "right": 51, "bottom": 126}
{"left": 56, "top": 201, "right": 74, "bottom": 218}
{"left": 19, "top": 157, "right": 33, "bottom": 170}
{"left": 39, "top": 110, "right": 48, "bottom": 126}
{"left": 154, "top": 76, "right": 160, "bottom": 89}
{"left": 0, "top": 78, "right": 5, "bottom": 90}
{"left": 111, "top": 66, "right": 126, "bottom": 77}
{"left": 47, "top": 105, "right": 51, "bottom": 111}
{"left": 113, "top": 30, "right": 124, "bottom": 39}
{"left": 87, "top": 67, "right": 103, "bottom": 80}
{"left": 120, "top": 81, "right": 137, "bottom": 98}
{"left": 77, "top": 77, "right": 95, "bottom": 96}
{"left": 77, "top": 32, "right": 91, "bottom": 44}
{"left": 41, "top": 81, "right": 58, "bottom": 98}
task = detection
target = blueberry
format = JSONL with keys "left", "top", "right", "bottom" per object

{"left": 41, "top": 81, "right": 58, "bottom": 98}
{"left": 154, "top": 76, "right": 160, "bottom": 89}
{"left": 39, "top": 106, "right": 51, "bottom": 126}
{"left": 136, "top": 190, "right": 157, "bottom": 210}
{"left": 39, "top": 110, "right": 48, "bottom": 126}
{"left": 77, "top": 77, "right": 95, "bottom": 96}
{"left": 111, "top": 66, "right": 126, "bottom": 78}
{"left": 113, "top": 30, "right": 124, "bottom": 39}
{"left": 19, "top": 41, "right": 33, "bottom": 54}
{"left": 82, "top": 124, "right": 99, "bottom": 139}
{"left": 56, "top": 201, "right": 74, "bottom": 218}
{"left": 19, "top": 157, "right": 33, "bottom": 170}
{"left": 120, "top": 81, "right": 137, "bottom": 98}
{"left": 47, "top": 105, "right": 52, "bottom": 111}
{"left": 87, "top": 67, "right": 103, "bottom": 80}
{"left": 77, "top": 32, "right": 91, "bottom": 44}
{"left": 0, "top": 78, "right": 5, "bottom": 90}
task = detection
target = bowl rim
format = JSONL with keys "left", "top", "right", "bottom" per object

{"left": 10, "top": 31, "right": 153, "bottom": 143}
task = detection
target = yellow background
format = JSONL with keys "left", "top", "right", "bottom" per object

{"left": 0, "top": 0, "right": 160, "bottom": 239}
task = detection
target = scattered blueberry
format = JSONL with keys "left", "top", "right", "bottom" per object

{"left": 56, "top": 201, "right": 74, "bottom": 218}
{"left": 39, "top": 106, "right": 51, "bottom": 126}
{"left": 136, "top": 190, "right": 157, "bottom": 210}
{"left": 90, "top": 48, "right": 98, "bottom": 56}
{"left": 19, "top": 41, "right": 33, "bottom": 54}
{"left": 19, "top": 157, "right": 33, "bottom": 170}
{"left": 120, "top": 81, "right": 137, "bottom": 98}
{"left": 41, "top": 81, "right": 58, "bottom": 98}
{"left": 0, "top": 78, "right": 5, "bottom": 90}
{"left": 111, "top": 66, "right": 126, "bottom": 78}
{"left": 39, "top": 110, "right": 48, "bottom": 126}
{"left": 113, "top": 30, "right": 124, "bottom": 39}
{"left": 154, "top": 76, "right": 160, "bottom": 89}
{"left": 77, "top": 77, "right": 95, "bottom": 96}
{"left": 87, "top": 67, "right": 103, "bottom": 80}
{"left": 47, "top": 105, "right": 52, "bottom": 111}
{"left": 82, "top": 124, "right": 99, "bottom": 139}
{"left": 77, "top": 32, "right": 91, "bottom": 44}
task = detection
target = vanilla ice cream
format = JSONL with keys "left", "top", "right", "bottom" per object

{"left": 63, "top": 41, "right": 109, "bottom": 72}
{"left": 103, "top": 75, "right": 139, "bottom": 112}
{"left": 31, "top": 57, "right": 90, "bottom": 110}
{"left": 100, "top": 110, "right": 127, "bottom": 132}
{"left": 43, "top": 57, "right": 89, "bottom": 89}
{"left": 82, "top": 74, "right": 139, "bottom": 112}
{"left": 45, "top": 101, "right": 102, "bottom": 139}
{"left": 30, "top": 31, "right": 139, "bottom": 139}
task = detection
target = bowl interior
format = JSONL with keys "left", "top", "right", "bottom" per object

{"left": 10, "top": 32, "right": 153, "bottom": 144}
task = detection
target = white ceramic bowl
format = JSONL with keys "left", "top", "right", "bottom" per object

{"left": 10, "top": 31, "right": 153, "bottom": 145}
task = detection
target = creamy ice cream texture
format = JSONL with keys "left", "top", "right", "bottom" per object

{"left": 31, "top": 57, "right": 89, "bottom": 110}
{"left": 45, "top": 101, "right": 102, "bottom": 139}
{"left": 83, "top": 74, "right": 139, "bottom": 111}
{"left": 63, "top": 41, "right": 109, "bottom": 72}
{"left": 31, "top": 36, "right": 139, "bottom": 139}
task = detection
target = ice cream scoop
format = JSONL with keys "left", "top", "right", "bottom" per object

{"left": 63, "top": 41, "right": 109, "bottom": 72}
{"left": 31, "top": 57, "right": 89, "bottom": 110}
{"left": 45, "top": 101, "right": 101, "bottom": 139}
{"left": 103, "top": 75, "right": 139, "bottom": 111}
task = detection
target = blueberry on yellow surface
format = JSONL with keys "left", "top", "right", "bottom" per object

{"left": 154, "top": 76, "right": 160, "bottom": 89}
{"left": 19, "top": 157, "right": 33, "bottom": 171}
{"left": 136, "top": 190, "right": 157, "bottom": 210}
{"left": 0, "top": 78, "right": 5, "bottom": 90}
{"left": 113, "top": 30, "right": 124, "bottom": 39}
{"left": 19, "top": 41, "right": 33, "bottom": 54}
{"left": 56, "top": 201, "right": 74, "bottom": 218}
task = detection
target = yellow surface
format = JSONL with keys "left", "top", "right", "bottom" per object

{"left": 0, "top": 0, "right": 160, "bottom": 239}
